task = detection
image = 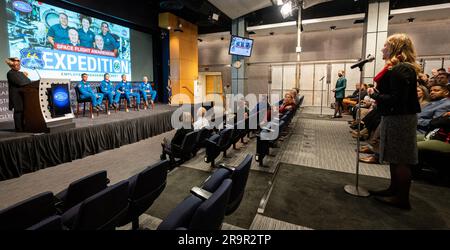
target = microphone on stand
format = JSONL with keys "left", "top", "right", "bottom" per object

{"left": 31, "top": 67, "right": 41, "bottom": 87}
{"left": 351, "top": 55, "right": 376, "bottom": 69}
{"left": 33, "top": 67, "right": 41, "bottom": 80}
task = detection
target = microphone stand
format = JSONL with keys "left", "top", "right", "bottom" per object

{"left": 319, "top": 76, "right": 325, "bottom": 117}
{"left": 344, "top": 64, "right": 370, "bottom": 197}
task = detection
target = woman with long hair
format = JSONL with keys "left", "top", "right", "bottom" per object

{"left": 416, "top": 85, "right": 430, "bottom": 108}
{"left": 367, "top": 33, "right": 421, "bottom": 209}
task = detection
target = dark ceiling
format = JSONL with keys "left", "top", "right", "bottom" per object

{"left": 41, "top": 0, "right": 450, "bottom": 35}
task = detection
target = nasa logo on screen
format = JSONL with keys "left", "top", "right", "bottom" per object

{"left": 113, "top": 61, "right": 121, "bottom": 72}
{"left": 53, "top": 87, "right": 69, "bottom": 107}
{"left": 20, "top": 48, "right": 44, "bottom": 69}
{"left": 12, "top": 1, "right": 32, "bottom": 13}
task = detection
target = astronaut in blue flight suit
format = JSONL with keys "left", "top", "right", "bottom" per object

{"left": 113, "top": 74, "right": 141, "bottom": 110}
{"left": 100, "top": 22, "right": 119, "bottom": 56}
{"left": 47, "top": 13, "right": 70, "bottom": 47}
{"left": 78, "top": 73, "right": 104, "bottom": 111}
{"left": 100, "top": 73, "right": 116, "bottom": 108}
{"left": 78, "top": 16, "right": 95, "bottom": 48}
{"left": 139, "top": 76, "right": 157, "bottom": 109}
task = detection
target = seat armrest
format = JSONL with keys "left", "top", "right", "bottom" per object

{"left": 218, "top": 163, "right": 235, "bottom": 173}
{"left": 190, "top": 187, "right": 212, "bottom": 200}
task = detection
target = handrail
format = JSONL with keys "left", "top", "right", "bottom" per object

{"left": 182, "top": 86, "right": 194, "bottom": 96}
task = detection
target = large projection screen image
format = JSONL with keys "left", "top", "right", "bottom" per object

{"left": 5, "top": 0, "right": 131, "bottom": 81}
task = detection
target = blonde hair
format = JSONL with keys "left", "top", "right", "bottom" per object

{"left": 197, "top": 107, "right": 206, "bottom": 118}
{"left": 385, "top": 33, "right": 421, "bottom": 73}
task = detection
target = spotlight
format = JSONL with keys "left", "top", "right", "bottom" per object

{"left": 212, "top": 13, "right": 220, "bottom": 21}
{"left": 269, "top": 32, "right": 274, "bottom": 35}
{"left": 280, "top": 1, "right": 292, "bottom": 19}
{"left": 407, "top": 17, "right": 415, "bottom": 23}
{"left": 330, "top": 25, "right": 336, "bottom": 30}
{"left": 220, "top": 37, "right": 224, "bottom": 41}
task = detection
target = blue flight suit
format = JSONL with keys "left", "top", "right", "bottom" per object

{"left": 78, "top": 81, "right": 104, "bottom": 107}
{"left": 48, "top": 24, "right": 70, "bottom": 45}
{"left": 78, "top": 28, "right": 95, "bottom": 48}
{"left": 101, "top": 32, "right": 119, "bottom": 51}
{"left": 114, "top": 81, "right": 140, "bottom": 106}
{"left": 100, "top": 80, "right": 115, "bottom": 106}
{"left": 139, "top": 82, "right": 157, "bottom": 103}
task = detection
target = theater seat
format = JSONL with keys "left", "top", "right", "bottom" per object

{"left": 117, "top": 160, "right": 169, "bottom": 230}
{"left": 205, "top": 128, "right": 233, "bottom": 167}
{"left": 202, "top": 154, "right": 253, "bottom": 215}
{"left": 55, "top": 170, "right": 109, "bottom": 213}
{"left": 157, "top": 179, "right": 232, "bottom": 230}
{"left": 0, "top": 191, "right": 57, "bottom": 230}
{"left": 165, "top": 131, "right": 199, "bottom": 165}
{"left": 27, "top": 215, "right": 62, "bottom": 230}
{"left": 61, "top": 180, "right": 129, "bottom": 230}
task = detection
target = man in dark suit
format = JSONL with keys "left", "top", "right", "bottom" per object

{"left": 5, "top": 57, "right": 32, "bottom": 132}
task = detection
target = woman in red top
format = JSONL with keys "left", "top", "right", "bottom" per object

{"left": 279, "top": 93, "right": 295, "bottom": 114}
{"left": 367, "top": 34, "right": 421, "bottom": 209}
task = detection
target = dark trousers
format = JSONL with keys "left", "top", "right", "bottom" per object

{"left": 335, "top": 98, "right": 344, "bottom": 115}
{"left": 14, "top": 110, "right": 24, "bottom": 132}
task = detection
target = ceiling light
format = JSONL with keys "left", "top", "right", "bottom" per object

{"left": 280, "top": 1, "right": 293, "bottom": 19}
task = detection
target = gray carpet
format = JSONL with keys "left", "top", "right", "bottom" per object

{"left": 146, "top": 166, "right": 272, "bottom": 229}
{"left": 263, "top": 163, "right": 450, "bottom": 230}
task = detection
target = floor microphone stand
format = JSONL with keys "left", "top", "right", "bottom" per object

{"left": 344, "top": 65, "right": 369, "bottom": 197}
{"left": 319, "top": 76, "right": 325, "bottom": 117}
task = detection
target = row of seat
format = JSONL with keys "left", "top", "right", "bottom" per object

{"left": 158, "top": 154, "right": 252, "bottom": 230}
{"left": 255, "top": 99, "right": 302, "bottom": 166}
{"left": 0, "top": 160, "right": 168, "bottom": 230}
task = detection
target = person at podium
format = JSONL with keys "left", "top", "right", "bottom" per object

{"left": 77, "top": 73, "right": 104, "bottom": 112}
{"left": 5, "top": 57, "right": 32, "bottom": 132}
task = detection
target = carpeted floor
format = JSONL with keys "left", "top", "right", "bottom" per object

{"left": 146, "top": 166, "right": 272, "bottom": 229}
{"left": 263, "top": 163, "right": 450, "bottom": 230}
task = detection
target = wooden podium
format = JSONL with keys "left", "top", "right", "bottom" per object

{"left": 20, "top": 79, "right": 75, "bottom": 133}
{"left": 21, "top": 82, "right": 46, "bottom": 133}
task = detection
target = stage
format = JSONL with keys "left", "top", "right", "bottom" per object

{"left": 0, "top": 104, "right": 177, "bottom": 181}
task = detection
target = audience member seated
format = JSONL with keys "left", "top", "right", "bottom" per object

{"left": 236, "top": 97, "right": 249, "bottom": 122}
{"left": 343, "top": 83, "right": 368, "bottom": 113}
{"left": 415, "top": 111, "right": 450, "bottom": 181}
{"left": 436, "top": 72, "right": 449, "bottom": 85}
{"left": 418, "top": 73, "right": 430, "bottom": 87}
{"left": 250, "top": 95, "right": 272, "bottom": 126}
{"left": 194, "top": 107, "right": 210, "bottom": 130}
{"left": 160, "top": 112, "right": 194, "bottom": 160}
{"left": 417, "top": 83, "right": 450, "bottom": 134}
{"left": 417, "top": 85, "right": 430, "bottom": 108}
{"left": 278, "top": 93, "right": 296, "bottom": 114}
